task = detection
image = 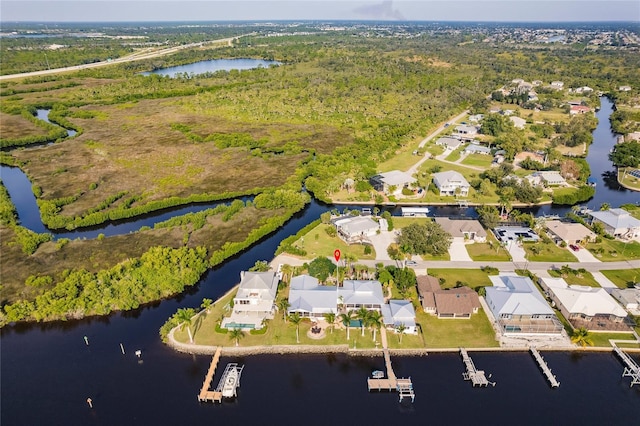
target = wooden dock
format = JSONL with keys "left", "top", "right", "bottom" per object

{"left": 367, "top": 348, "right": 415, "bottom": 402}
{"left": 613, "top": 345, "right": 640, "bottom": 387}
{"left": 460, "top": 348, "right": 495, "bottom": 387}
{"left": 198, "top": 347, "right": 223, "bottom": 403}
{"left": 530, "top": 347, "right": 560, "bottom": 388}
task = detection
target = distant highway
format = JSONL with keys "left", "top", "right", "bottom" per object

{"left": 0, "top": 34, "right": 254, "bottom": 81}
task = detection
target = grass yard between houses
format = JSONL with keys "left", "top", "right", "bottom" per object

{"left": 522, "top": 241, "right": 578, "bottom": 262}
{"left": 426, "top": 268, "right": 496, "bottom": 291}
{"left": 589, "top": 332, "right": 638, "bottom": 348}
{"left": 461, "top": 153, "right": 494, "bottom": 168}
{"left": 600, "top": 269, "right": 640, "bottom": 289}
{"left": 585, "top": 238, "right": 640, "bottom": 261}
{"left": 465, "top": 233, "right": 512, "bottom": 262}
{"left": 419, "top": 308, "right": 499, "bottom": 348}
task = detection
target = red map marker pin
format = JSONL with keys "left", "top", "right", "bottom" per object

{"left": 333, "top": 249, "right": 341, "bottom": 262}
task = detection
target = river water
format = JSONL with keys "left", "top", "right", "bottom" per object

{"left": 2, "top": 97, "right": 640, "bottom": 424}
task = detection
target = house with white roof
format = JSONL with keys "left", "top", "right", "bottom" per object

{"left": 338, "top": 280, "right": 385, "bottom": 311}
{"left": 333, "top": 215, "right": 380, "bottom": 243}
{"left": 587, "top": 208, "right": 640, "bottom": 239}
{"left": 222, "top": 271, "right": 279, "bottom": 330}
{"left": 550, "top": 81, "right": 564, "bottom": 89}
{"left": 611, "top": 286, "right": 640, "bottom": 315}
{"left": 527, "top": 171, "right": 567, "bottom": 187}
{"left": 381, "top": 300, "right": 418, "bottom": 334}
{"left": 485, "top": 273, "right": 562, "bottom": 335}
{"left": 435, "top": 136, "right": 463, "bottom": 151}
{"left": 539, "top": 277, "right": 628, "bottom": 331}
{"left": 370, "top": 170, "right": 417, "bottom": 197}
{"left": 464, "top": 144, "right": 491, "bottom": 155}
{"left": 510, "top": 116, "right": 526, "bottom": 129}
{"left": 288, "top": 275, "right": 338, "bottom": 318}
{"left": 432, "top": 170, "right": 470, "bottom": 197}
{"left": 454, "top": 125, "right": 478, "bottom": 141}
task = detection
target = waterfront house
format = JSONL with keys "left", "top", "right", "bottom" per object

{"left": 434, "top": 217, "right": 486, "bottom": 242}
{"left": 432, "top": 170, "right": 470, "bottom": 197}
{"left": 544, "top": 220, "right": 596, "bottom": 245}
{"left": 417, "top": 275, "right": 480, "bottom": 319}
{"left": 539, "top": 277, "right": 629, "bottom": 331}
{"left": 586, "top": 208, "right": 640, "bottom": 239}
{"left": 222, "top": 271, "right": 279, "bottom": 330}
{"left": 485, "top": 273, "right": 563, "bottom": 335}
{"left": 338, "top": 280, "right": 386, "bottom": 311}
{"left": 370, "top": 170, "right": 417, "bottom": 197}
{"left": 611, "top": 286, "right": 640, "bottom": 315}
{"left": 332, "top": 215, "right": 380, "bottom": 243}
{"left": 382, "top": 300, "right": 418, "bottom": 334}
{"left": 570, "top": 105, "right": 593, "bottom": 115}
{"left": 288, "top": 275, "right": 338, "bottom": 318}
{"left": 528, "top": 171, "right": 567, "bottom": 187}
{"left": 493, "top": 226, "right": 539, "bottom": 243}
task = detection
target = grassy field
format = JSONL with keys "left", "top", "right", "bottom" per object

{"left": 619, "top": 168, "right": 640, "bottom": 191}
{"left": 419, "top": 308, "right": 499, "bottom": 348}
{"left": 426, "top": 268, "right": 496, "bottom": 291}
{"left": 293, "top": 223, "right": 376, "bottom": 261}
{"left": 601, "top": 269, "right": 640, "bottom": 289}
{"left": 547, "top": 269, "right": 601, "bottom": 287}
{"left": 0, "top": 112, "right": 50, "bottom": 139}
{"left": 444, "top": 147, "right": 463, "bottom": 162}
{"left": 461, "top": 153, "right": 494, "bottom": 168}
{"left": 589, "top": 332, "right": 637, "bottom": 348}
{"left": 465, "top": 233, "right": 512, "bottom": 261}
{"left": 585, "top": 238, "right": 640, "bottom": 261}
{"left": 522, "top": 241, "right": 578, "bottom": 262}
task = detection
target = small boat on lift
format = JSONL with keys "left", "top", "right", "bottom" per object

{"left": 372, "top": 370, "right": 384, "bottom": 379}
{"left": 222, "top": 367, "right": 239, "bottom": 398}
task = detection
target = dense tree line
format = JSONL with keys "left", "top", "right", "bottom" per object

{"left": 609, "top": 141, "right": 640, "bottom": 168}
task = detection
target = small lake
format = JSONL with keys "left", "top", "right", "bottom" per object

{"left": 142, "top": 58, "right": 281, "bottom": 78}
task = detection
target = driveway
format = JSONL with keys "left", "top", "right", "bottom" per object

{"left": 368, "top": 230, "right": 397, "bottom": 261}
{"left": 449, "top": 238, "right": 472, "bottom": 261}
{"left": 506, "top": 241, "right": 527, "bottom": 263}
{"left": 590, "top": 271, "right": 619, "bottom": 293}
{"left": 567, "top": 246, "right": 600, "bottom": 263}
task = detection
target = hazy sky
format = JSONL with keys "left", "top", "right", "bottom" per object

{"left": 1, "top": 1, "right": 639, "bottom": 23}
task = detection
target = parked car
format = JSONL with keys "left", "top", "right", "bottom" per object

{"left": 405, "top": 260, "right": 418, "bottom": 266}
{"left": 569, "top": 244, "right": 580, "bottom": 251}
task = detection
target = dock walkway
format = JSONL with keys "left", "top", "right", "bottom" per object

{"left": 613, "top": 345, "right": 640, "bottom": 387}
{"left": 198, "top": 347, "right": 223, "bottom": 403}
{"left": 367, "top": 328, "right": 415, "bottom": 401}
{"left": 460, "top": 348, "right": 495, "bottom": 387}
{"left": 530, "top": 347, "right": 560, "bottom": 388}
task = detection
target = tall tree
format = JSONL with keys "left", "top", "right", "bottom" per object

{"left": 277, "top": 298, "right": 291, "bottom": 321}
{"left": 368, "top": 310, "right": 383, "bottom": 342}
{"left": 229, "top": 327, "right": 245, "bottom": 347}
{"left": 339, "top": 311, "right": 354, "bottom": 340}
{"left": 176, "top": 308, "right": 195, "bottom": 343}
{"left": 289, "top": 312, "right": 302, "bottom": 343}
{"left": 355, "top": 307, "right": 370, "bottom": 337}
{"left": 570, "top": 327, "right": 593, "bottom": 347}
{"left": 323, "top": 312, "right": 336, "bottom": 334}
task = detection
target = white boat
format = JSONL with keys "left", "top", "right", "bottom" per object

{"left": 221, "top": 367, "right": 239, "bottom": 398}
{"left": 372, "top": 370, "right": 384, "bottom": 379}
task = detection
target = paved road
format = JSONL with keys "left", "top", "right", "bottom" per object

{"left": 0, "top": 34, "right": 253, "bottom": 81}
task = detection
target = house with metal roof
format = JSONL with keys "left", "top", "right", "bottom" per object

{"left": 369, "top": 170, "right": 417, "bottom": 196}
{"left": 528, "top": 171, "right": 567, "bottom": 187}
{"left": 587, "top": 208, "right": 640, "bottom": 239}
{"left": 432, "top": 170, "right": 470, "bottom": 197}
{"left": 338, "top": 280, "right": 386, "bottom": 311}
{"left": 381, "top": 300, "right": 417, "bottom": 334}
{"left": 435, "top": 136, "right": 463, "bottom": 151}
{"left": 485, "top": 273, "right": 562, "bottom": 335}
{"left": 222, "top": 271, "right": 279, "bottom": 330}
{"left": 333, "top": 215, "right": 380, "bottom": 243}
{"left": 288, "top": 275, "right": 339, "bottom": 318}
{"left": 463, "top": 144, "right": 492, "bottom": 155}
{"left": 611, "top": 286, "right": 640, "bottom": 315}
{"left": 545, "top": 220, "right": 596, "bottom": 245}
{"left": 539, "top": 277, "right": 629, "bottom": 331}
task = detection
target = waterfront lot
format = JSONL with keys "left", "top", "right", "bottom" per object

{"left": 601, "top": 269, "right": 640, "bottom": 289}
{"left": 420, "top": 308, "right": 499, "bottom": 348}
{"left": 585, "top": 238, "right": 640, "bottom": 261}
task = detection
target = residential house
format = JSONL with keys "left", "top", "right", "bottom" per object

{"left": 432, "top": 170, "right": 470, "bottom": 197}
{"left": 619, "top": 85, "right": 632, "bottom": 92}
{"left": 382, "top": 300, "right": 418, "bottom": 334}
{"left": 435, "top": 136, "right": 463, "bottom": 151}
{"left": 468, "top": 114, "right": 484, "bottom": 123}
{"left": 493, "top": 226, "right": 539, "bottom": 243}
{"left": 417, "top": 275, "right": 480, "bottom": 319}
{"left": 333, "top": 215, "right": 380, "bottom": 243}
{"left": 288, "top": 275, "right": 338, "bottom": 318}
{"left": 550, "top": 81, "right": 564, "bottom": 89}
{"left": 611, "top": 286, "right": 640, "bottom": 315}
{"left": 338, "top": 280, "right": 385, "bottom": 311}
{"left": 510, "top": 116, "right": 527, "bottom": 129}
{"left": 570, "top": 105, "right": 593, "bottom": 115}
{"left": 434, "top": 217, "right": 487, "bottom": 242}
{"left": 463, "top": 144, "right": 491, "bottom": 155}
{"left": 527, "top": 171, "right": 567, "bottom": 187}
{"left": 485, "top": 273, "right": 563, "bottom": 335}
{"left": 370, "top": 170, "right": 417, "bottom": 196}
{"left": 587, "top": 208, "right": 640, "bottom": 239}
{"left": 454, "top": 125, "right": 478, "bottom": 141}
{"left": 544, "top": 220, "right": 596, "bottom": 245}
{"left": 222, "top": 271, "right": 279, "bottom": 330}
{"left": 572, "top": 86, "right": 593, "bottom": 94}
{"left": 539, "top": 277, "right": 628, "bottom": 331}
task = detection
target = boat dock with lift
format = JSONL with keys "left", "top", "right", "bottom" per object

{"left": 460, "top": 348, "right": 495, "bottom": 387}
{"left": 367, "top": 347, "right": 415, "bottom": 402}
{"left": 197, "top": 347, "right": 244, "bottom": 403}
{"left": 530, "top": 347, "right": 560, "bottom": 388}
{"left": 613, "top": 345, "right": 640, "bottom": 387}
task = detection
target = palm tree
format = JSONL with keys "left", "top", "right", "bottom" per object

{"left": 175, "top": 308, "right": 194, "bottom": 343}
{"left": 289, "top": 313, "right": 302, "bottom": 343}
{"left": 368, "top": 311, "right": 383, "bottom": 342}
{"left": 339, "top": 311, "right": 354, "bottom": 340}
{"left": 229, "top": 327, "right": 245, "bottom": 347}
{"left": 355, "top": 307, "right": 370, "bottom": 337}
{"left": 324, "top": 312, "right": 336, "bottom": 334}
{"left": 600, "top": 202, "right": 611, "bottom": 211}
{"left": 571, "top": 327, "right": 594, "bottom": 347}
{"left": 280, "top": 264, "right": 293, "bottom": 284}
{"left": 277, "top": 298, "right": 291, "bottom": 322}
{"left": 200, "top": 298, "right": 213, "bottom": 313}
{"left": 396, "top": 323, "right": 407, "bottom": 343}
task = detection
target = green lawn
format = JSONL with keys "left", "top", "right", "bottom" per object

{"left": 419, "top": 308, "right": 499, "bottom": 348}
{"left": 589, "top": 332, "right": 637, "bottom": 348}
{"left": 466, "top": 233, "right": 512, "bottom": 261}
{"left": 601, "top": 269, "right": 640, "bottom": 289}
{"left": 522, "top": 241, "right": 578, "bottom": 262}
{"left": 295, "top": 223, "right": 376, "bottom": 260}
{"left": 427, "top": 268, "right": 495, "bottom": 291}
{"left": 619, "top": 168, "right": 640, "bottom": 191}
{"left": 461, "top": 153, "right": 494, "bottom": 168}
{"left": 444, "top": 147, "right": 463, "bottom": 162}
{"left": 586, "top": 238, "right": 640, "bottom": 261}
{"left": 548, "top": 269, "right": 601, "bottom": 287}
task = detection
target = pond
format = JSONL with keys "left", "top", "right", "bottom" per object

{"left": 142, "top": 58, "right": 281, "bottom": 77}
